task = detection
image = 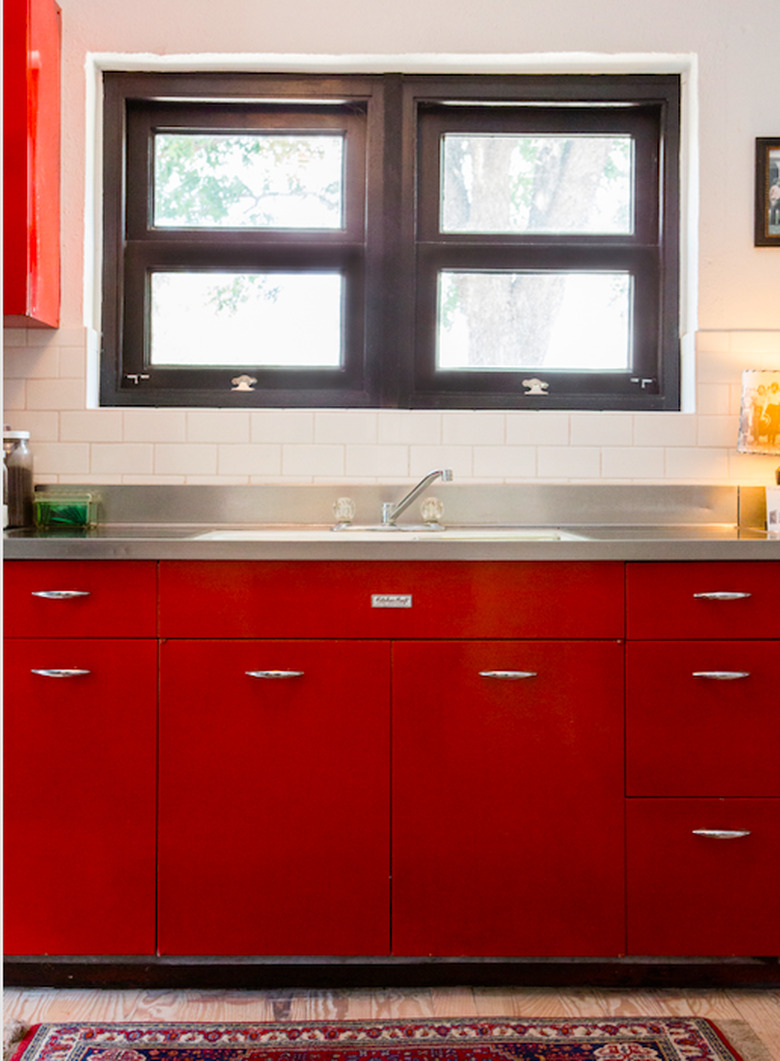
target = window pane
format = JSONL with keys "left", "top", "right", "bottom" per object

{"left": 154, "top": 134, "right": 344, "bottom": 229}
{"left": 441, "top": 134, "right": 633, "bottom": 235}
{"left": 150, "top": 272, "right": 343, "bottom": 367}
{"left": 437, "top": 271, "right": 632, "bottom": 370}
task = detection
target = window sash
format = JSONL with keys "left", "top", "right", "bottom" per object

{"left": 101, "top": 72, "right": 680, "bottom": 410}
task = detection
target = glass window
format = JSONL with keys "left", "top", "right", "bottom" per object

{"left": 101, "top": 72, "right": 680, "bottom": 410}
{"left": 153, "top": 133, "right": 345, "bottom": 229}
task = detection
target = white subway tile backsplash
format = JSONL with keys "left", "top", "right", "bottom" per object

{"left": 26, "top": 379, "right": 84, "bottom": 410}
{"left": 92, "top": 443, "right": 154, "bottom": 475}
{"left": 3, "top": 379, "right": 26, "bottom": 411}
{"left": 505, "top": 413, "right": 569, "bottom": 446}
{"left": 601, "top": 447, "right": 665, "bottom": 480}
{"left": 58, "top": 346, "right": 88, "bottom": 379}
{"left": 409, "top": 445, "right": 474, "bottom": 478}
{"left": 378, "top": 411, "right": 442, "bottom": 445}
{"left": 4, "top": 324, "right": 780, "bottom": 486}
{"left": 729, "top": 331, "right": 780, "bottom": 356}
{"left": 61, "top": 411, "right": 123, "bottom": 442}
{"left": 442, "top": 412, "right": 504, "bottom": 445}
{"left": 345, "top": 444, "right": 409, "bottom": 478}
{"left": 188, "top": 411, "right": 250, "bottom": 443}
{"left": 697, "top": 415, "right": 738, "bottom": 448}
{"left": 33, "top": 442, "right": 91, "bottom": 475}
{"left": 3, "top": 346, "right": 59, "bottom": 379}
{"left": 154, "top": 444, "right": 217, "bottom": 476}
{"left": 633, "top": 413, "right": 697, "bottom": 447}
{"left": 473, "top": 445, "right": 536, "bottom": 479}
{"left": 250, "top": 411, "right": 315, "bottom": 444}
{"left": 282, "top": 444, "right": 344, "bottom": 478}
{"left": 18, "top": 411, "right": 59, "bottom": 442}
{"left": 664, "top": 447, "right": 731, "bottom": 480}
{"left": 124, "top": 410, "right": 187, "bottom": 443}
{"left": 537, "top": 446, "right": 601, "bottom": 480}
{"left": 570, "top": 413, "right": 633, "bottom": 447}
{"left": 696, "top": 383, "right": 731, "bottom": 415}
{"left": 217, "top": 444, "right": 281, "bottom": 476}
{"left": 314, "top": 411, "right": 378, "bottom": 444}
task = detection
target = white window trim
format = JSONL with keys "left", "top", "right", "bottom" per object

{"left": 84, "top": 51, "right": 698, "bottom": 411}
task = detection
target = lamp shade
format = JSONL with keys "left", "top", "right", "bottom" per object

{"left": 737, "top": 370, "right": 780, "bottom": 455}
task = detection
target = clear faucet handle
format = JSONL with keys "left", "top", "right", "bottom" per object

{"left": 421, "top": 496, "right": 444, "bottom": 525}
{"left": 332, "top": 496, "right": 356, "bottom": 525}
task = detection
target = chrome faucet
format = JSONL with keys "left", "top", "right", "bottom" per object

{"left": 381, "top": 469, "right": 453, "bottom": 526}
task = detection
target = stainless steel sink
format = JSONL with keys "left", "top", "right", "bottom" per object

{"left": 194, "top": 526, "right": 588, "bottom": 542}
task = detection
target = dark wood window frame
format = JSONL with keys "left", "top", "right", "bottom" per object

{"left": 101, "top": 71, "right": 681, "bottom": 410}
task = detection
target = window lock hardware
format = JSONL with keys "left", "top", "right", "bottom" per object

{"left": 521, "top": 377, "right": 550, "bottom": 396}
{"left": 631, "top": 377, "right": 656, "bottom": 390}
{"left": 231, "top": 374, "right": 258, "bottom": 392}
{"left": 125, "top": 373, "right": 150, "bottom": 385}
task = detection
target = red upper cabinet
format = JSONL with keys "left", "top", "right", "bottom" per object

{"left": 3, "top": 0, "right": 62, "bottom": 327}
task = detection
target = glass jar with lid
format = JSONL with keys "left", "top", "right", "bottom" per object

{"left": 3, "top": 428, "right": 34, "bottom": 528}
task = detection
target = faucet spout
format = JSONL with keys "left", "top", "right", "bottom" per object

{"left": 381, "top": 469, "right": 453, "bottom": 526}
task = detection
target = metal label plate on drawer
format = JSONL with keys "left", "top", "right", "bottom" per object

{"left": 371, "top": 593, "right": 412, "bottom": 608}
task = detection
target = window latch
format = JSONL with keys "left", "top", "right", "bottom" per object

{"left": 125, "top": 373, "right": 150, "bottom": 385}
{"left": 630, "top": 377, "right": 656, "bottom": 390}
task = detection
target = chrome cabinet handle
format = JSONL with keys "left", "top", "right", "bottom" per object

{"left": 31, "top": 590, "right": 91, "bottom": 599}
{"left": 246, "top": 670, "right": 304, "bottom": 679}
{"left": 479, "top": 670, "right": 537, "bottom": 680}
{"left": 31, "top": 668, "right": 91, "bottom": 678}
{"left": 693, "top": 591, "right": 751, "bottom": 601}
{"left": 692, "top": 671, "right": 751, "bottom": 680}
{"left": 692, "top": 829, "right": 751, "bottom": 839}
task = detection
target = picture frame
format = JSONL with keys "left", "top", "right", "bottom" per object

{"left": 755, "top": 138, "right": 780, "bottom": 245}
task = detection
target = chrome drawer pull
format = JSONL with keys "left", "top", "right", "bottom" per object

{"left": 692, "top": 828, "right": 751, "bottom": 839}
{"left": 692, "top": 591, "right": 751, "bottom": 601}
{"left": 32, "top": 590, "right": 91, "bottom": 599}
{"left": 246, "top": 670, "right": 304, "bottom": 679}
{"left": 692, "top": 670, "right": 751, "bottom": 680}
{"left": 31, "top": 668, "right": 91, "bottom": 678}
{"left": 479, "top": 670, "right": 537, "bottom": 680}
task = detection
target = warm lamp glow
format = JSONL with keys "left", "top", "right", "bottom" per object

{"left": 737, "top": 370, "right": 780, "bottom": 484}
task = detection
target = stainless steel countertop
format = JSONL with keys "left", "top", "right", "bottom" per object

{"left": 4, "top": 522, "right": 779, "bottom": 561}
{"left": 4, "top": 483, "right": 779, "bottom": 561}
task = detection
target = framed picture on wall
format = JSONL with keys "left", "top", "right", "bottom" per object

{"left": 755, "top": 138, "right": 780, "bottom": 245}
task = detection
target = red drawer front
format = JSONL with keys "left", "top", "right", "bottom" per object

{"left": 626, "top": 798, "right": 780, "bottom": 956}
{"left": 159, "top": 560, "right": 624, "bottom": 639}
{"left": 3, "top": 639, "right": 157, "bottom": 955}
{"left": 4, "top": 560, "right": 158, "bottom": 638}
{"left": 627, "top": 561, "right": 780, "bottom": 639}
{"left": 626, "top": 641, "right": 780, "bottom": 797}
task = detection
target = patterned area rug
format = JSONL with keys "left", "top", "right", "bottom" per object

{"left": 6, "top": 1020, "right": 749, "bottom": 1061}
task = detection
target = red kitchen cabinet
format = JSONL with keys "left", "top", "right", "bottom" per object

{"left": 625, "top": 560, "right": 780, "bottom": 957}
{"left": 158, "top": 560, "right": 624, "bottom": 640}
{"left": 392, "top": 639, "right": 625, "bottom": 956}
{"left": 626, "top": 561, "right": 780, "bottom": 640}
{"left": 3, "top": 638, "right": 157, "bottom": 955}
{"left": 3, "top": 0, "right": 61, "bottom": 327}
{"left": 626, "top": 640, "right": 780, "bottom": 797}
{"left": 626, "top": 798, "right": 780, "bottom": 956}
{"left": 4, "top": 560, "right": 158, "bottom": 638}
{"left": 158, "top": 638, "right": 391, "bottom": 956}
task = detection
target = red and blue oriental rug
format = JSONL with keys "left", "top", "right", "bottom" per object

{"left": 7, "top": 1020, "right": 751, "bottom": 1061}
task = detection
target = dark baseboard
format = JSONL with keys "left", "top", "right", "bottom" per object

{"left": 5, "top": 955, "right": 780, "bottom": 990}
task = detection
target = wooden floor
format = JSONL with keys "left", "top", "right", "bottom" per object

{"left": 4, "top": 987, "right": 780, "bottom": 1059}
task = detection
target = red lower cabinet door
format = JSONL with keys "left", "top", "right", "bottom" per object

{"left": 392, "top": 640, "right": 625, "bottom": 956}
{"left": 159, "top": 639, "right": 391, "bottom": 956}
{"left": 3, "top": 639, "right": 157, "bottom": 955}
{"left": 627, "top": 799, "right": 780, "bottom": 955}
